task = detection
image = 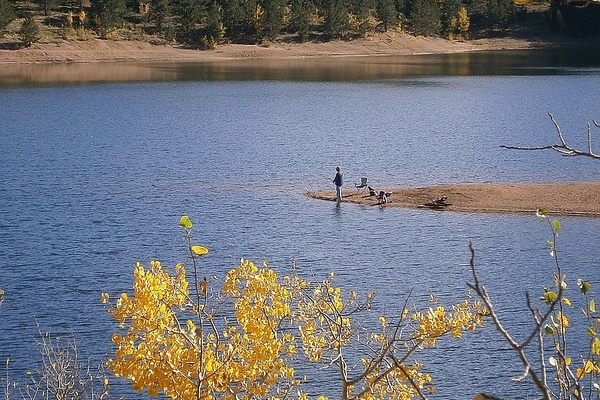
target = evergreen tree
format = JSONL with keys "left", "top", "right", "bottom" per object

{"left": 0, "top": 0, "right": 16, "bottom": 37}
{"left": 485, "top": 0, "right": 513, "bottom": 29}
{"left": 395, "top": 0, "right": 407, "bottom": 16}
{"left": 90, "top": 0, "right": 128, "bottom": 33}
{"left": 290, "top": 0, "right": 311, "bottom": 41}
{"left": 440, "top": 0, "right": 461, "bottom": 37}
{"left": 260, "top": 0, "right": 284, "bottom": 39}
{"left": 356, "top": 1, "right": 371, "bottom": 36}
{"left": 219, "top": 0, "right": 256, "bottom": 40}
{"left": 375, "top": 0, "right": 397, "bottom": 31}
{"left": 204, "top": 1, "right": 224, "bottom": 42}
{"left": 19, "top": 13, "right": 40, "bottom": 46}
{"left": 150, "top": 0, "right": 171, "bottom": 31}
{"left": 407, "top": 0, "right": 440, "bottom": 35}
{"left": 173, "top": 0, "right": 206, "bottom": 39}
{"left": 324, "top": 0, "right": 348, "bottom": 38}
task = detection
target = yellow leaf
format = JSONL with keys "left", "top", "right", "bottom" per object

{"left": 100, "top": 292, "right": 110, "bottom": 304}
{"left": 191, "top": 245, "right": 209, "bottom": 256}
{"left": 558, "top": 313, "right": 569, "bottom": 328}
{"left": 592, "top": 337, "right": 600, "bottom": 355}
{"left": 591, "top": 299, "right": 596, "bottom": 313}
{"left": 584, "top": 360, "right": 595, "bottom": 373}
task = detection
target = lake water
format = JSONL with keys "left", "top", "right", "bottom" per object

{"left": 1, "top": 47, "right": 600, "bottom": 399}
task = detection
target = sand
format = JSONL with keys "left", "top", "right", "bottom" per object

{"left": 0, "top": 32, "right": 557, "bottom": 65}
{"left": 307, "top": 182, "right": 600, "bottom": 217}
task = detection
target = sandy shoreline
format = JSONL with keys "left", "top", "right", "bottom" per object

{"left": 0, "top": 33, "right": 559, "bottom": 65}
{"left": 307, "top": 182, "right": 600, "bottom": 217}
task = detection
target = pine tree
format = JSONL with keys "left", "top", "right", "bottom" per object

{"left": 324, "top": 0, "right": 348, "bottom": 38}
{"left": 19, "top": 14, "right": 40, "bottom": 46}
{"left": 407, "top": 0, "right": 440, "bottom": 35}
{"left": 486, "top": 0, "right": 513, "bottom": 29}
{"left": 90, "top": 0, "right": 128, "bottom": 33}
{"left": 290, "top": 0, "right": 311, "bottom": 41}
{"left": 173, "top": 0, "right": 207, "bottom": 40}
{"left": 0, "top": 0, "right": 16, "bottom": 37}
{"left": 440, "top": 0, "right": 461, "bottom": 37}
{"left": 204, "top": 1, "right": 224, "bottom": 43}
{"left": 375, "top": 0, "right": 397, "bottom": 31}
{"left": 220, "top": 0, "right": 256, "bottom": 39}
{"left": 261, "top": 0, "right": 284, "bottom": 39}
{"left": 356, "top": 2, "right": 371, "bottom": 37}
{"left": 150, "top": 0, "right": 171, "bottom": 31}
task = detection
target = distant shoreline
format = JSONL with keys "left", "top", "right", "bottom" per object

{"left": 0, "top": 31, "right": 582, "bottom": 66}
{"left": 306, "top": 182, "right": 600, "bottom": 217}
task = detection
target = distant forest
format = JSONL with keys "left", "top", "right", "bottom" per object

{"left": 0, "top": 0, "right": 598, "bottom": 48}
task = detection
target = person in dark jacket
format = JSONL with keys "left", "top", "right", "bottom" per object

{"left": 333, "top": 166, "right": 343, "bottom": 203}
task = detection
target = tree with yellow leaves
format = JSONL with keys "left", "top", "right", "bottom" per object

{"left": 102, "top": 216, "right": 486, "bottom": 399}
{"left": 103, "top": 216, "right": 299, "bottom": 399}
{"left": 290, "top": 271, "right": 485, "bottom": 399}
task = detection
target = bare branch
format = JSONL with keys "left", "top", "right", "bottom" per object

{"left": 467, "top": 242, "right": 552, "bottom": 400}
{"left": 500, "top": 113, "right": 600, "bottom": 159}
{"left": 550, "top": 113, "right": 568, "bottom": 147}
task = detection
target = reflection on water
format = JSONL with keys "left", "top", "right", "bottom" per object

{"left": 0, "top": 62, "right": 180, "bottom": 87}
{"left": 1, "top": 49, "right": 600, "bottom": 399}
{"left": 1, "top": 47, "right": 599, "bottom": 87}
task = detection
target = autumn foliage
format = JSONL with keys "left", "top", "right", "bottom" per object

{"left": 101, "top": 216, "right": 486, "bottom": 399}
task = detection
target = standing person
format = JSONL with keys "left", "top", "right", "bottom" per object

{"left": 333, "top": 166, "right": 343, "bottom": 203}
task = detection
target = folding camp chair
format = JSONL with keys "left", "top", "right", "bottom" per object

{"left": 355, "top": 177, "right": 368, "bottom": 191}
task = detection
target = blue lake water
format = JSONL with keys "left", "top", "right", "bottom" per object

{"left": 1, "top": 48, "right": 600, "bottom": 399}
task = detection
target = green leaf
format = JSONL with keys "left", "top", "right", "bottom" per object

{"left": 179, "top": 215, "right": 193, "bottom": 229}
{"left": 545, "top": 325, "right": 555, "bottom": 335}
{"left": 191, "top": 245, "right": 209, "bottom": 256}
{"left": 590, "top": 299, "right": 596, "bottom": 313}
{"left": 541, "top": 290, "right": 558, "bottom": 304}
{"left": 536, "top": 208, "right": 549, "bottom": 218}
{"left": 552, "top": 219, "right": 561, "bottom": 234}
{"left": 577, "top": 279, "right": 591, "bottom": 295}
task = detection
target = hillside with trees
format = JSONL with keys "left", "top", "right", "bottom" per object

{"left": 0, "top": 0, "right": 598, "bottom": 49}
